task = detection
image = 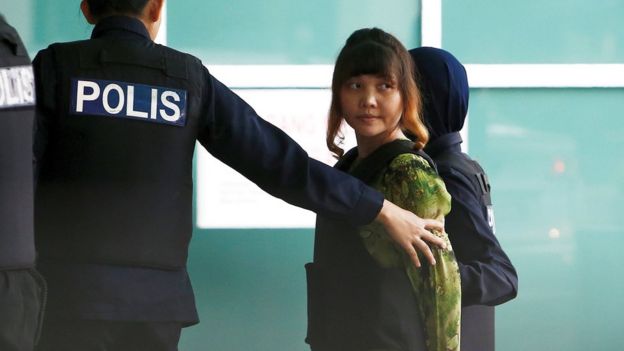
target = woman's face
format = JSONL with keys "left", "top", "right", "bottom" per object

{"left": 340, "top": 74, "right": 404, "bottom": 151}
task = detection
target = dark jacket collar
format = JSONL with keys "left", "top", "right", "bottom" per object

{"left": 91, "top": 16, "right": 151, "bottom": 40}
{"left": 424, "top": 132, "right": 463, "bottom": 158}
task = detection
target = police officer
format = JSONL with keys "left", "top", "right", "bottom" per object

{"left": 32, "top": 1, "right": 446, "bottom": 350}
{"left": 0, "top": 14, "right": 45, "bottom": 351}
{"left": 410, "top": 47, "right": 519, "bottom": 351}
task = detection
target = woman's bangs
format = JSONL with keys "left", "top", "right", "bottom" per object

{"left": 342, "top": 42, "right": 399, "bottom": 80}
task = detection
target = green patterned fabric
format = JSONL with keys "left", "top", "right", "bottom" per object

{"left": 358, "top": 153, "right": 462, "bottom": 351}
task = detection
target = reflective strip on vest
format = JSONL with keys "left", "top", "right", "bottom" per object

{"left": 0, "top": 65, "right": 35, "bottom": 109}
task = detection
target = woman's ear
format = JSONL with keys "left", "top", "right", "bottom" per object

{"left": 147, "top": 0, "right": 165, "bottom": 22}
{"left": 80, "top": 0, "right": 97, "bottom": 24}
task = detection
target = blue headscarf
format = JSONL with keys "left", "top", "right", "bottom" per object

{"left": 408, "top": 47, "right": 469, "bottom": 141}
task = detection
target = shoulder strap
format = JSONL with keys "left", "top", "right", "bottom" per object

{"left": 334, "top": 146, "right": 358, "bottom": 171}
{"left": 435, "top": 151, "right": 492, "bottom": 206}
{"left": 339, "top": 139, "right": 437, "bottom": 184}
{"left": 78, "top": 44, "right": 188, "bottom": 80}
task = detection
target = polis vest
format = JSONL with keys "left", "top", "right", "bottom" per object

{"left": 0, "top": 17, "right": 36, "bottom": 269}
{"left": 34, "top": 35, "right": 204, "bottom": 269}
{"left": 306, "top": 140, "right": 432, "bottom": 351}
{"left": 434, "top": 150, "right": 495, "bottom": 233}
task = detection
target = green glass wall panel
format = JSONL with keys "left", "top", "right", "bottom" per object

{"left": 468, "top": 88, "right": 624, "bottom": 350}
{"left": 182, "top": 229, "right": 314, "bottom": 351}
{"left": 0, "top": 0, "right": 90, "bottom": 55}
{"left": 168, "top": 0, "right": 421, "bottom": 64}
{"left": 444, "top": 1, "right": 624, "bottom": 63}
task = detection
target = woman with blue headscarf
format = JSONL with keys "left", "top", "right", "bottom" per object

{"left": 409, "top": 47, "right": 518, "bottom": 351}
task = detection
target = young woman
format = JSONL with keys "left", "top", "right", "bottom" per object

{"left": 306, "top": 28, "right": 461, "bottom": 351}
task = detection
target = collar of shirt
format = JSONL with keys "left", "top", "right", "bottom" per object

{"left": 425, "top": 132, "right": 463, "bottom": 158}
{"left": 91, "top": 15, "right": 151, "bottom": 41}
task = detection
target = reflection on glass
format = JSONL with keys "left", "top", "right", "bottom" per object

{"left": 549, "top": 228, "right": 561, "bottom": 239}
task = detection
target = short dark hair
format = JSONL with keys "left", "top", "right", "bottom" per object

{"left": 86, "top": 0, "right": 149, "bottom": 19}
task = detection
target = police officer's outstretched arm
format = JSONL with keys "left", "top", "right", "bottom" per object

{"left": 196, "top": 76, "right": 445, "bottom": 267}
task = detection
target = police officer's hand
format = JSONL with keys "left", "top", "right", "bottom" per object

{"left": 376, "top": 200, "right": 446, "bottom": 268}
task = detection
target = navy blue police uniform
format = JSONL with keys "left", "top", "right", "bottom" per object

{"left": 0, "top": 14, "right": 46, "bottom": 351}
{"left": 33, "top": 16, "right": 384, "bottom": 351}
{"left": 425, "top": 133, "right": 518, "bottom": 351}
{"left": 410, "top": 46, "right": 518, "bottom": 351}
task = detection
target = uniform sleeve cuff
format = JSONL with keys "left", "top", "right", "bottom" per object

{"left": 348, "top": 186, "right": 384, "bottom": 226}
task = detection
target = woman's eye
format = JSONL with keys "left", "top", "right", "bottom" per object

{"left": 349, "top": 82, "right": 360, "bottom": 89}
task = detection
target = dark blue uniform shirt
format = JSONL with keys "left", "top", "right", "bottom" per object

{"left": 34, "top": 16, "right": 383, "bottom": 325}
{"left": 426, "top": 133, "right": 518, "bottom": 306}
